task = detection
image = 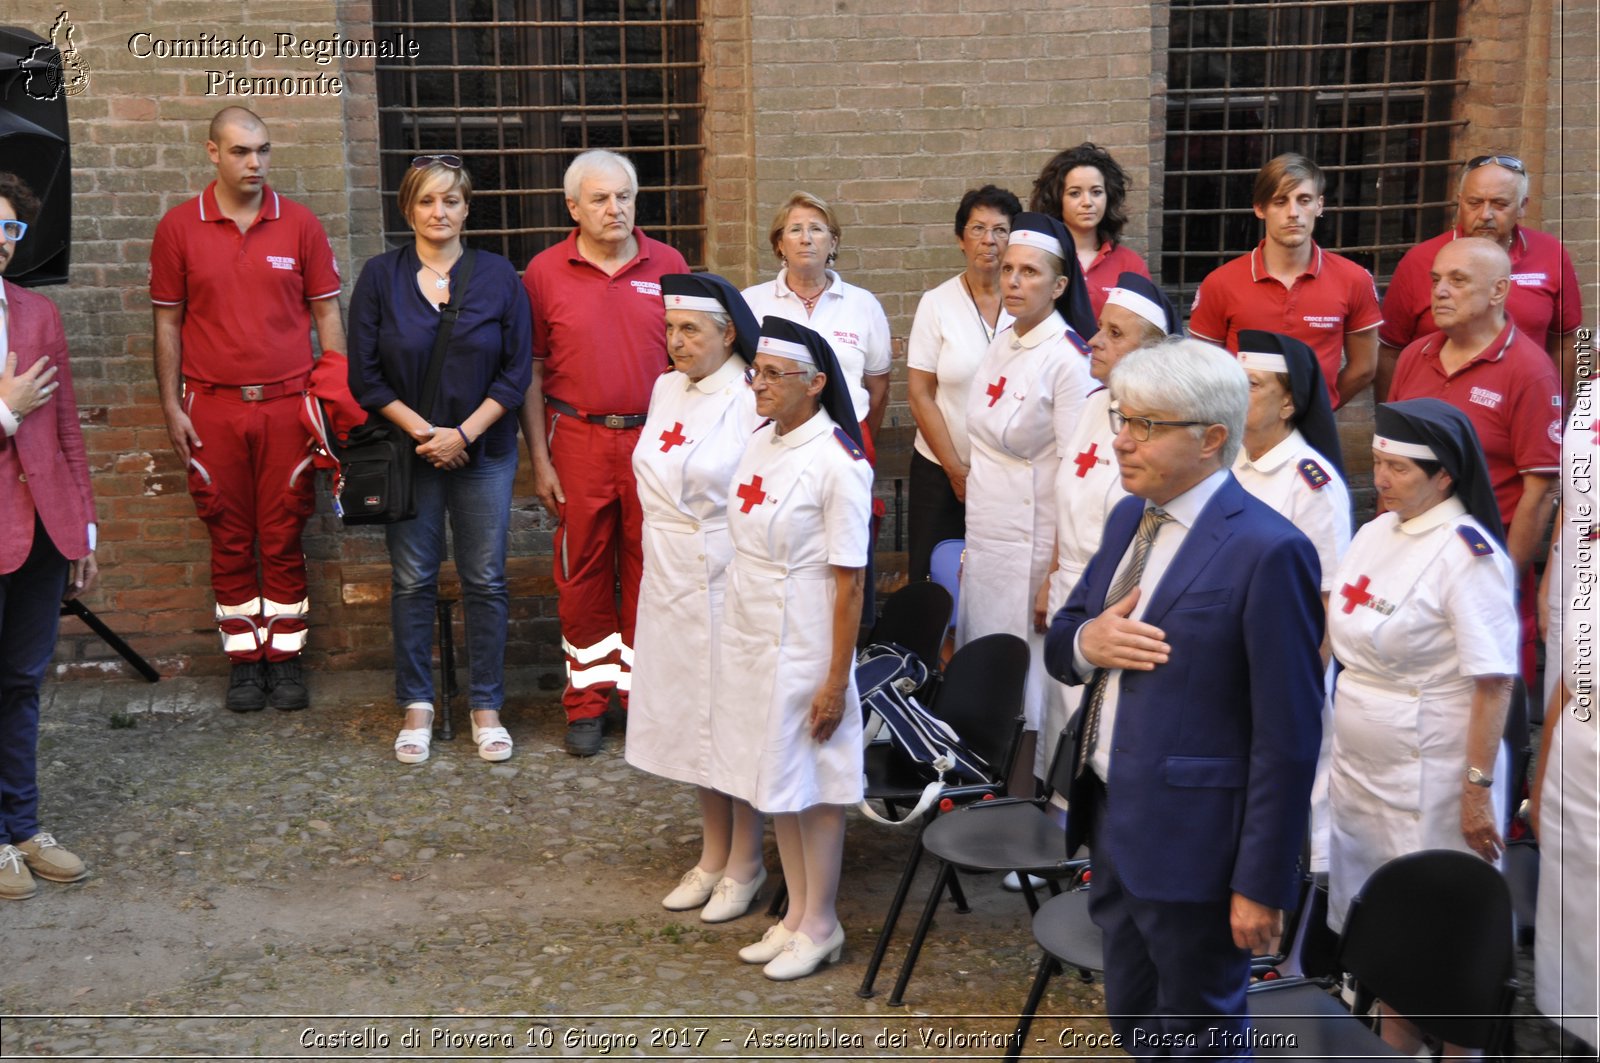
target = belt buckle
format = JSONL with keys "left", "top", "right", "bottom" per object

{"left": 240, "top": 385, "right": 265, "bottom": 402}
{"left": 602, "top": 413, "right": 627, "bottom": 429}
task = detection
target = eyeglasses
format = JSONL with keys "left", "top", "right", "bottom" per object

{"left": 0, "top": 219, "right": 26, "bottom": 241}
{"left": 744, "top": 365, "right": 811, "bottom": 388}
{"left": 965, "top": 223, "right": 1010, "bottom": 241}
{"left": 1466, "top": 154, "right": 1525, "bottom": 175}
{"left": 411, "top": 154, "right": 464, "bottom": 169}
{"left": 1108, "top": 406, "right": 1210, "bottom": 442}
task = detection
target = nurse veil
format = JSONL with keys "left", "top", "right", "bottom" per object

{"left": 1375, "top": 397, "right": 1505, "bottom": 541}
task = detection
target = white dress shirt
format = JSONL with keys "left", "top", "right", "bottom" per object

{"left": 1075, "top": 467, "right": 1230, "bottom": 782}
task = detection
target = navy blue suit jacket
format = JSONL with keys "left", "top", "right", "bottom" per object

{"left": 1044, "top": 473, "right": 1323, "bottom": 911}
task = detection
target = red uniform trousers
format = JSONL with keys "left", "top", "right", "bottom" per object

{"left": 547, "top": 410, "right": 644, "bottom": 721}
{"left": 183, "top": 382, "right": 317, "bottom": 663}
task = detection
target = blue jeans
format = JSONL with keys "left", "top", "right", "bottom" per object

{"left": 0, "top": 519, "right": 69, "bottom": 845}
{"left": 385, "top": 447, "right": 515, "bottom": 710}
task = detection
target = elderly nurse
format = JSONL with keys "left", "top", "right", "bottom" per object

{"left": 957, "top": 212, "right": 1095, "bottom": 741}
{"left": 709, "top": 317, "right": 871, "bottom": 981}
{"left": 1326, "top": 399, "right": 1515, "bottom": 1058}
{"left": 1038, "top": 273, "right": 1176, "bottom": 779}
{"left": 626, "top": 273, "right": 765, "bottom": 922}
{"left": 1233, "top": 329, "right": 1353, "bottom": 874}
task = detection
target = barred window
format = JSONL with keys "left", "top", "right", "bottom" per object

{"left": 373, "top": 0, "right": 705, "bottom": 268}
{"left": 1162, "top": 0, "right": 1465, "bottom": 307}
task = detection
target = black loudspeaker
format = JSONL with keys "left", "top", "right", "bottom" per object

{"left": 0, "top": 24, "right": 72, "bottom": 287}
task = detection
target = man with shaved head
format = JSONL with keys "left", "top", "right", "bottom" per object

{"left": 1389, "top": 236, "right": 1561, "bottom": 686}
{"left": 1377, "top": 154, "right": 1583, "bottom": 399}
{"left": 150, "top": 107, "right": 345, "bottom": 712}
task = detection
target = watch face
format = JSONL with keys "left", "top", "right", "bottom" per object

{"left": 1466, "top": 767, "right": 1493, "bottom": 787}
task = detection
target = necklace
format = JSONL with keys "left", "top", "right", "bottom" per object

{"left": 961, "top": 274, "right": 999, "bottom": 343}
{"left": 788, "top": 275, "right": 828, "bottom": 313}
{"left": 418, "top": 250, "right": 461, "bottom": 292}
{"left": 422, "top": 263, "right": 452, "bottom": 290}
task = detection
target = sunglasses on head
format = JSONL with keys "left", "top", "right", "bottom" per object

{"left": 411, "top": 154, "right": 464, "bottom": 169}
{"left": 1466, "top": 154, "right": 1525, "bottom": 175}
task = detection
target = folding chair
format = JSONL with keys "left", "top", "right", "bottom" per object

{"left": 876, "top": 726, "right": 1088, "bottom": 1007}
{"left": 855, "top": 632, "right": 1028, "bottom": 999}
{"left": 1248, "top": 848, "right": 1519, "bottom": 1059}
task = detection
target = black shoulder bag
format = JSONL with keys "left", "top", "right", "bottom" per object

{"left": 335, "top": 249, "right": 478, "bottom": 526}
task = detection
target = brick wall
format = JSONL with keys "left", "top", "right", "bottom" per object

{"left": 34, "top": 1, "right": 1588, "bottom": 681}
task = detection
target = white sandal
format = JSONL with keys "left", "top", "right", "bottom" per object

{"left": 395, "top": 703, "right": 434, "bottom": 765}
{"left": 470, "top": 712, "right": 513, "bottom": 763}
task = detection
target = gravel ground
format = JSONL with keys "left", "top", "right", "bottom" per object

{"left": 0, "top": 668, "right": 1578, "bottom": 1060}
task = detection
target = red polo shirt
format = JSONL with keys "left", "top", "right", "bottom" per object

{"left": 1083, "top": 241, "right": 1151, "bottom": 319}
{"left": 1379, "top": 225, "right": 1584, "bottom": 352}
{"left": 522, "top": 228, "right": 688, "bottom": 415}
{"left": 1389, "top": 320, "right": 1562, "bottom": 527}
{"left": 149, "top": 182, "right": 342, "bottom": 385}
{"left": 1188, "top": 242, "right": 1383, "bottom": 409}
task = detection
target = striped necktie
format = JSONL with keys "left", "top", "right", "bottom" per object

{"left": 1077, "top": 506, "right": 1173, "bottom": 777}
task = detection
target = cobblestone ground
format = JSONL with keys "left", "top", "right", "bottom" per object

{"left": 0, "top": 669, "right": 1578, "bottom": 1061}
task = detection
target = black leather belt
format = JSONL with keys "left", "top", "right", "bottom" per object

{"left": 546, "top": 396, "right": 647, "bottom": 429}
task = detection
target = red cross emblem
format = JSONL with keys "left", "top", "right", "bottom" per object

{"left": 1074, "top": 442, "right": 1100, "bottom": 478}
{"left": 659, "top": 421, "right": 688, "bottom": 452}
{"left": 985, "top": 376, "right": 1008, "bottom": 407}
{"left": 736, "top": 475, "right": 768, "bottom": 514}
{"left": 1339, "top": 575, "right": 1373, "bottom": 614}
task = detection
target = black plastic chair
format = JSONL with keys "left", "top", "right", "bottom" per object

{"left": 855, "top": 632, "right": 1029, "bottom": 1000}
{"left": 864, "top": 580, "right": 954, "bottom": 668}
{"left": 1248, "top": 848, "right": 1519, "bottom": 1059}
{"left": 874, "top": 726, "right": 1088, "bottom": 1007}
{"left": 1004, "top": 886, "right": 1101, "bottom": 1061}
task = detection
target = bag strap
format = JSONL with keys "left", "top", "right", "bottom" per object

{"left": 417, "top": 247, "right": 477, "bottom": 425}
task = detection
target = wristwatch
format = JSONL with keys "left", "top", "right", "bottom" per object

{"left": 1465, "top": 766, "right": 1494, "bottom": 788}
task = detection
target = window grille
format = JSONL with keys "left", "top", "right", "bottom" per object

{"left": 372, "top": 0, "right": 705, "bottom": 268}
{"left": 1163, "top": 0, "right": 1465, "bottom": 308}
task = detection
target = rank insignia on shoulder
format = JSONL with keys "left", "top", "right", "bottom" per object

{"left": 1297, "top": 458, "right": 1330, "bottom": 490}
{"left": 1456, "top": 525, "right": 1494, "bottom": 556}
{"left": 1065, "top": 329, "right": 1091, "bottom": 357}
{"left": 833, "top": 425, "right": 866, "bottom": 460}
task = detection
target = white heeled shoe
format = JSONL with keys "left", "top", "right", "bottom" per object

{"left": 762, "top": 924, "right": 845, "bottom": 981}
{"left": 470, "top": 713, "right": 513, "bottom": 762}
{"left": 661, "top": 865, "right": 724, "bottom": 911}
{"left": 700, "top": 866, "right": 767, "bottom": 923}
{"left": 394, "top": 703, "right": 434, "bottom": 765}
{"left": 738, "top": 922, "right": 795, "bottom": 964}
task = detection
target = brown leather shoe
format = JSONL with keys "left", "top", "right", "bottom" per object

{"left": 17, "top": 832, "right": 88, "bottom": 883}
{"left": 0, "top": 844, "right": 37, "bottom": 899}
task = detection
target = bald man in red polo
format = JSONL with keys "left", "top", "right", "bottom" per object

{"left": 151, "top": 107, "right": 345, "bottom": 713}
{"left": 1388, "top": 237, "right": 1561, "bottom": 687}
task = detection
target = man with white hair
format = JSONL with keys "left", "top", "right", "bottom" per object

{"left": 519, "top": 150, "right": 688, "bottom": 756}
{"left": 1045, "top": 338, "right": 1324, "bottom": 1052}
{"left": 1377, "top": 153, "right": 1583, "bottom": 399}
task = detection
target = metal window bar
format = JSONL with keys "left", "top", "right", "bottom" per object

{"left": 372, "top": 0, "right": 705, "bottom": 268}
{"left": 1162, "top": 0, "right": 1464, "bottom": 313}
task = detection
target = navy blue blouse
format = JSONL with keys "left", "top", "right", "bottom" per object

{"left": 348, "top": 244, "right": 533, "bottom": 460}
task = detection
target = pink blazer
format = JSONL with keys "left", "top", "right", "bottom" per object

{"left": 0, "top": 279, "right": 94, "bottom": 574}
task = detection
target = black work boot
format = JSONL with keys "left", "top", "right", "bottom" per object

{"left": 225, "top": 661, "right": 268, "bottom": 712}
{"left": 265, "top": 658, "right": 310, "bottom": 711}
